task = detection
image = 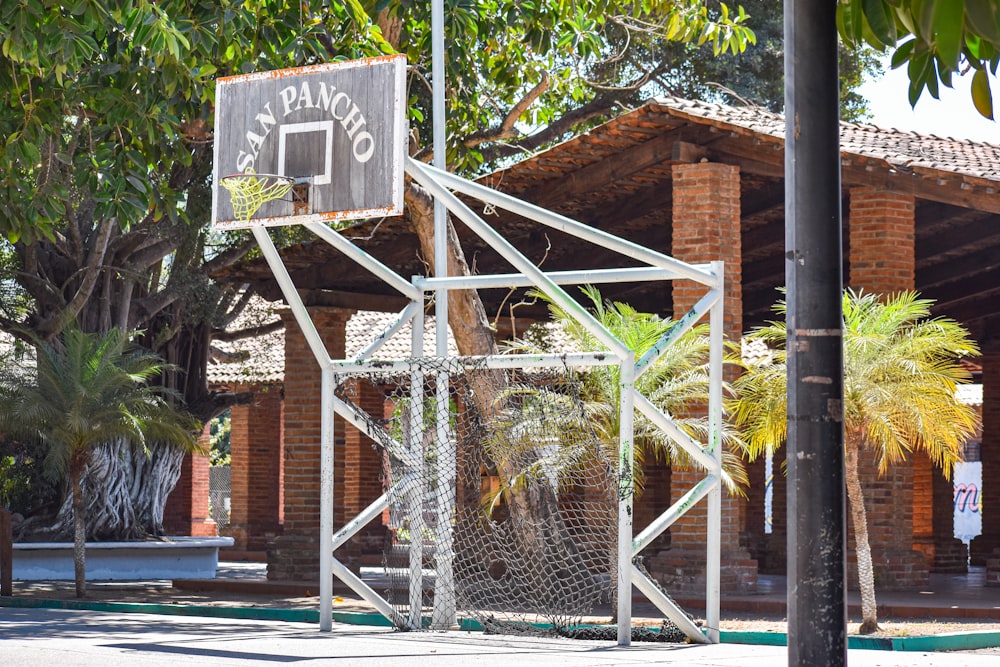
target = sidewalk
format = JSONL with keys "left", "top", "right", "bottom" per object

{"left": 2, "top": 561, "right": 998, "bottom": 656}
{"left": 2, "top": 606, "right": 999, "bottom": 666}
{"left": 39, "top": 561, "right": 997, "bottom": 622}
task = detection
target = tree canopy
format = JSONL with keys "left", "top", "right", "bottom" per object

{"left": 730, "top": 290, "right": 980, "bottom": 633}
{"left": 0, "top": 1, "right": 758, "bottom": 245}
{"left": 838, "top": 0, "right": 1000, "bottom": 119}
{"left": 0, "top": 0, "right": 761, "bottom": 539}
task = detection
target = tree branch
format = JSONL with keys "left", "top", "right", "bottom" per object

{"left": 214, "top": 318, "right": 284, "bottom": 342}
{"left": 35, "top": 217, "right": 116, "bottom": 339}
{"left": 131, "top": 287, "right": 183, "bottom": 326}
{"left": 477, "top": 92, "right": 630, "bottom": 164}
{"left": 463, "top": 72, "right": 550, "bottom": 149}
{"left": 202, "top": 239, "right": 256, "bottom": 274}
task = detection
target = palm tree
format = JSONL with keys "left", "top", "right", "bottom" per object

{"left": 730, "top": 290, "right": 979, "bottom": 634}
{"left": 501, "top": 285, "right": 746, "bottom": 498}
{"left": 0, "top": 326, "right": 199, "bottom": 598}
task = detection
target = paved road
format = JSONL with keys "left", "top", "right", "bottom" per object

{"left": 2, "top": 607, "right": 998, "bottom": 666}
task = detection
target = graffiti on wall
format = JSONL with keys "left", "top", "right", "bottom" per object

{"left": 954, "top": 461, "right": 982, "bottom": 543}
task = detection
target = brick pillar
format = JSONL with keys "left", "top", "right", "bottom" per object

{"left": 767, "top": 447, "right": 788, "bottom": 574}
{"left": 341, "top": 378, "right": 388, "bottom": 565}
{"left": 268, "top": 307, "right": 352, "bottom": 582}
{"left": 645, "top": 162, "right": 756, "bottom": 595}
{"left": 743, "top": 450, "right": 787, "bottom": 575}
{"left": 163, "top": 426, "right": 217, "bottom": 536}
{"left": 743, "top": 455, "right": 767, "bottom": 568}
{"left": 972, "top": 356, "right": 1000, "bottom": 580}
{"left": 848, "top": 187, "right": 934, "bottom": 587}
{"left": 226, "top": 383, "right": 284, "bottom": 553}
{"left": 633, "top": 459, "right": 672, "bottom": 553}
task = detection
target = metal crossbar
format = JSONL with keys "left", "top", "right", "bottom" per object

{"left": 248, "top": 166, "right": 725, "bottom": 646}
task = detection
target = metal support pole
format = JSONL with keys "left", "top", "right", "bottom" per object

{"left": 430, "top": 0, "right": 455, "bottom": 627}
{"left": 705, "top": 261, "right": 725, "bottom": 644}
{"left": 1, "top": 508, "right": 11, "bottom": 596}
{"left": 408, "top": 291, "right": 425, "bottom": 629}
{"left": 785, "top": 3, "right": 847, "bottom": 665}
{"left": 616, "top": 355, "right": 635, "bottom": 647}
{"left": 319, "top": 366, "right": 335, "bottom": 631}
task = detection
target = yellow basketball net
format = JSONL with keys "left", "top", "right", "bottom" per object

{"left": 220, "top": 170, "right": 295, "bottom": 224}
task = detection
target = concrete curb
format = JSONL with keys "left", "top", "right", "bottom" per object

{"left": 3, "top": 596, "right": 998, "bottom": 652}
{"left": 721, "top": 629, "right": 1000, "bottom": 652}
{"left": 0, "top": 595, "right": 390, "bottom": 627}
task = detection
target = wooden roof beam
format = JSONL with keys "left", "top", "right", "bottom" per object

{"left": 922, "top": 264, "right": 1000, "bottom": 310}
{"left": 740, "top": 180, "right": 785, "bottom": 218}
{"left": 742, "top": 256, "right": 784, "bottom": 286}
{"left": 521, "top": 130, "right": 683, "bottom": 207}
{"left": 931, "top": 287, "right": 1000, "bottom": 324}
{"left": 918, "top": 243, "right": 1000, "bottom": 289}
{"left": 705, "top": 134, "right": 1000, "bottom": 214}
{"left": 916, "top": 214, "right": 1000, "bottom": 263}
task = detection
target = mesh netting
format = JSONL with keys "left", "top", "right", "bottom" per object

{"left": 220, "top": 171, "right": 293, "bottom": 223}
{"left": 335, "top": 357, "right": 620, "bottom": 634}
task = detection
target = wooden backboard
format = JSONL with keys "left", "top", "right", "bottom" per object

{"left": 212, "top": 55, "right": 407, "bottom": 230}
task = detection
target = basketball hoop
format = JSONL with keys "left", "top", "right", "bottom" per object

{"left": 219, "top": 171, "right": 295, "bottom": 224}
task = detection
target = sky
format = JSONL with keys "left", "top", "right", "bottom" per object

{"left": 858, "top": 58, "right": 1000, "bottom": 144}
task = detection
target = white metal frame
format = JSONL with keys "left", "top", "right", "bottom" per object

{"left": 246, "top": 156, "right": 726, "bottom": 646}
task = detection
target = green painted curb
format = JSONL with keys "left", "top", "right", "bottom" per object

{"left": 720, "top": 630, "right": 788, "bottom": 646}
{"left": 3, "top": 597, "right": 997, "bottom": 653}
{"left": 0, "top": 596, "right": 391, "bottom": 626}
{"left": 721, "top": 628, "right": 1000, "bottom": 652}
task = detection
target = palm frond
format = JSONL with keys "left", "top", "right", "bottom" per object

{"left": 498, "top": 286, "right": 744, "bottom": 496}
{"left": 731, "top": 289, "right": 980, "bottom": 477}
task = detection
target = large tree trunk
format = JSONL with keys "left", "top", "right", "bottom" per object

{"left": 37, "top": 441, "right": 185, "bottom": 541}
{"left": 404, "top": 181, "right": 607, "bottom": 621}
{"left": 70, "top": 452, "right": 88, "bottom": 598}
{"left": 844, "top": 435, "right": 879, "bottom": 634}
{"left": 405, "top": 182, "right": 497, "bottom": 357}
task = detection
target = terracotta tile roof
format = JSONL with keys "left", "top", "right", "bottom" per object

{"left": 956, "top": 383, "right": 983, "bottom": 407}
{"left": 207, "top": 302, "right": 457, "bottom": 386}
{"left": 208, "top": 297, "right": 285, "bottom": 386}
{"left": 648, "top": 96, "right": 1000, "bottom": 183}
{"left": 345, "top": 311, "right": 458, "bottom": 359}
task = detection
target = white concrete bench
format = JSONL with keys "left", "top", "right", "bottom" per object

{"left": 12, "top": 536, "right": 235, "bottom": 580}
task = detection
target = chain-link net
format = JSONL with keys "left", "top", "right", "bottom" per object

{"left": 335, "top": 357, "right": 620, "bottom": 635}
{"left": 209, "top": 465, "right": 231, "bottom": 527}
{"left": 220, "top": 171, "right": 294, "bottom": 223}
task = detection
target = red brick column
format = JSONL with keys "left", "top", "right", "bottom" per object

{"left": 633, "top": 460, "right": 672, "bottom": 553}
{"left": 767, "top": 447, "right": 788, "bottom": 574}
{"left": 972, "top": 356, "right": 1000, "bottom": 581}
{"left": 848, "top": 187, "right": 936, "bottom": 587}
{"left": 340, "top": 379, "right": 389, "bottom": 565}
{"left": 163, "top": 426, "right": 217, "bottom": 536}
{"left": 268, "top": 307, "right": 352, "bottom": 582}
{"left": 226, "top": 383, "right": 284, "bottom": 554}
{"left": 743, "top": 455, "right": 767, "bottom": 568}
{"left": 645, "top": 162, "right": 756, "bottom": 595}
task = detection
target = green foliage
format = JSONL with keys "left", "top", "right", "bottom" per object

{"left": 731, "top": 289, "right": 980, "bottom": 474}
{"left": 0, "top": 325, "right": 201, "bottom": 484}
{"left": 374, "top": 0, "right": 756, "bottom": 170}
{"left": 0, "top": 436, "right": 59, "bottom": 516}
{"left": 640, "top": 0, "right": 882, "bottom": 122}
{"left": 209, "top": 410, "right": 231, "bottom": 466}
{"left": 0, "top": 453, "right": 31, "bottom": 512}
{"left": 504, "top": 286, "right": 747, "bottom": 494}
{"left": 838, "top": 0, "right": 1000, "bottom": 119}
{"left": 0, "top": 0, "right": 389, "bottom": 243}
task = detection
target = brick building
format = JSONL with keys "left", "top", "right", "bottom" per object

{"left": 206, "top": 97, "right": 1000, "bottom": 593}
